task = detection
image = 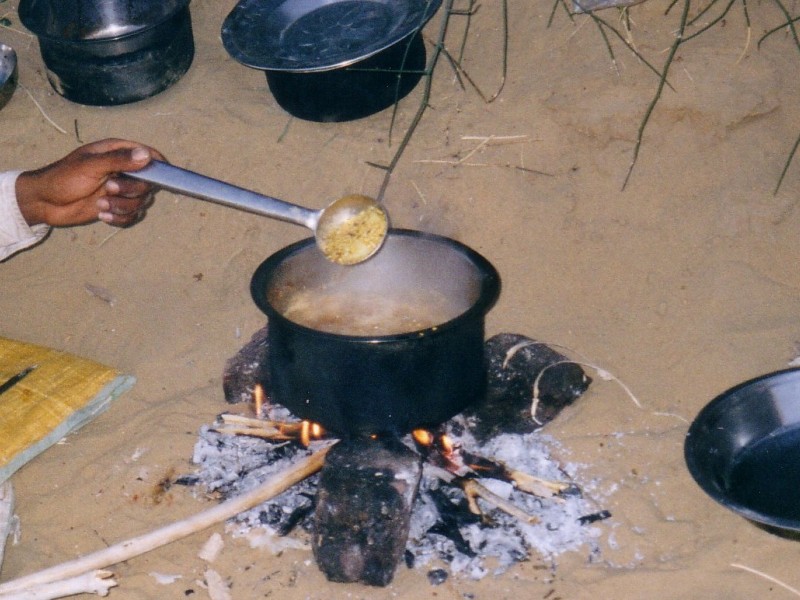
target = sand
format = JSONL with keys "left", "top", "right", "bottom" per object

{"left": 1, "top": 0, "right": 800, "bottom": 598}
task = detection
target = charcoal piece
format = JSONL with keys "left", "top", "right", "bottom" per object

{"left": 222, "top": 325, "right": 269, "bottom": 404}
{"left": 427, "top": 568, "right": 449, "bottom": 585}
{"left": 578, "top": 509, "right": 612, "bottom": 525}
{"left": 312, "top": 438, "right": 423, "bottom": 587}
{"left": 426, "top": 487, "right": 480, "bottom": 557}
{"left": 464, "top": 333, "right": 592, "bottom": 442}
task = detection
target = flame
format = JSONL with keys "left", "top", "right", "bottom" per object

{"left": 438, "top": 434, "right": 455, "bottom": 457}
{"left": 253, "top": 384, "right": 265, "bottom": 417}
{"left": 412, "top": 428, "right": 434, "bottom": 447}
{"left": 244, "top": 385, "right": 326, "bottom": 447}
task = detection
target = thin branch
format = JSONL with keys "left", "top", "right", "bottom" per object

{"left": 774, "top": 130, "right": 800, "bottom": 195}
{"left": 758, "top": 14, "right": 800, "bottom": 47}
{"left": 622, "top": 0, "right": 691, "bottom": 190}
{"left": 682, "top": 0, "right": 740, "bottom": 43}
{"left": 375, "top": 0, "right": 455, "bottom": 201}
{"left": 768, "top": 0, "right": 800, "bottom": 52}
{"left": 688, "top": 0, "right": 723, "bottom": 27}
{"left": 583, "top": 10, "right": 676, "bottom": 90}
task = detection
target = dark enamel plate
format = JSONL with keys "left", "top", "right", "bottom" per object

{"left": 685, "top": 368, "right": 800, "bottom": 532}
{"left": 221, "top": 0, "right": 442, "bottom": 73}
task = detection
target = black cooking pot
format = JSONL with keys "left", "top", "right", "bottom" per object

{"left": 250, "top": 229, "right": 500, "bottom": 438}
{"left": 19, "top": 0, "right": 194, "bottom": 106}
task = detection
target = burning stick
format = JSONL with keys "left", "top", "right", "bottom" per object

{"left": 425, "top": 465, "right": 540, "bottom": 525}
{"left": 457, "top": 449, "right": 577, "bottom": 500}
{"left": 212, "top": 414, "right": 326, "bottom": 446}
{"left": 0, "top": 447, "right": 330, "bottom": 597}
{"left": 413, "top": 430, "right": 578, "bottom": 501}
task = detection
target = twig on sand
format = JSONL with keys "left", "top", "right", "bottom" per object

{"left": 19, "top": 85, "right": 68, "bottom": 135}
{"left": 371, "top": 0, "right": 509, "bottom": 200}
{"left": 414, "top": 134, "right": 533, "bottom": 167}
{"left": 775, "top": 132, "right": 800, "bottom": 195}
{"left": 0, "top": 447, "right": 330, "bottom": 597}
{"left": 731, "top": 563, "right": 800, "bottom": 597}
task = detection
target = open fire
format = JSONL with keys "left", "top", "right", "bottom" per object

{"left": 191, "top": 330, "right": 608, "bottom": 586}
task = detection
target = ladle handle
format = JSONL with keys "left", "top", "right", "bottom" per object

{"left": 124, "top": 160, "right": 318, "bottom": 229}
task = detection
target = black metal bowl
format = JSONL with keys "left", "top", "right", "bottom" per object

{"left": 221, "top": 0, "right": 441, "bottom": 72}
{"left": 685, "top": 368, "right": 800, "bottom": 532}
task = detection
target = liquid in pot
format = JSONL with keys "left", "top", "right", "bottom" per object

{"left": 278, "top": 288, "right": 462, "bottom": 336}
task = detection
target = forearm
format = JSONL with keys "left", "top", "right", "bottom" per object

{"left": 0, "top": 171, "right": 50, "bottom": 261}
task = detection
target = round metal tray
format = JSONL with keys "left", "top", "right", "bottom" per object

{"left": 221, "top": 0, "right": 442, "bottom": 73}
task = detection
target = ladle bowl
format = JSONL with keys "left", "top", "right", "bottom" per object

{"left": 125, "top": 160, "right": 388, "bottom": 265}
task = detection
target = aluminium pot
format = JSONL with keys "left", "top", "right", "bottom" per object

{"left": 19, "top": 0, "right": 194, "bottom": 106}
{"left": 250, "top": 229, "right": 501, "bottom": 438}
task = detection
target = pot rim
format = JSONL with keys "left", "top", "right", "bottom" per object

{"left": 19, "top": 0, "right": 191, "bottom": 43}
{"left": 250, "top": 228, "right": 501, "bottom": 343}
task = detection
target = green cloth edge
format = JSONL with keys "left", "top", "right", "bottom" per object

{"left": 0, "top": 375, "right": 136, "bottom": 486}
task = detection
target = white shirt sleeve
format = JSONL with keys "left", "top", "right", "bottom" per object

{"left": 0, "top": 170, "right": 51, "bottom": 261}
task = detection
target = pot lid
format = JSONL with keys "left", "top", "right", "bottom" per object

{"left": 221, "top": 0, "right": 442, "bottom": 73}
{"left": 19, "top": 0, "right": 191, "bottom": 41}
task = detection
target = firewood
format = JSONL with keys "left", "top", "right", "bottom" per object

{"left": 0, "top": 570, "right": 117, "bottom": 600}
{"left": 312, "top": 438, "right": 422, "bottom": 587}
{"left": 464, "top": 333, "right": 592, "bottom": 442}
{"left": 0, "top": 447, "right": 329, "bottom": 596}
{"left": 222, "top": 326, "right": 269, "bottom": 405}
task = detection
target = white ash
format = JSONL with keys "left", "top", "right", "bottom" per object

{"left": 191, "top": 415, "right": 607, "bottom": 580}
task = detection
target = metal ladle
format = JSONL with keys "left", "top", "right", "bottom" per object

{"left": 125, "top": 160, "right": 388, "bottom": 265}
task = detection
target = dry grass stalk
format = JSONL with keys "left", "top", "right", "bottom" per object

{"left": 731, "top": 563, "right": 800, "bottom": 597}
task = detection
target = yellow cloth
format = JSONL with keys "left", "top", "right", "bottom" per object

{"left": 0, "top": 337, "right": 135, "bottom": 485}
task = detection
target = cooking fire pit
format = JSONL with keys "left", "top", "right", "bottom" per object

{"left": 189, "top": 231, "right": 604, "bottom": 586}
{"left": 194, "top": 327, "right": 602, "bottom": 586}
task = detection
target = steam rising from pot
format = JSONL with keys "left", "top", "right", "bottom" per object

{"left": 266, "top": 233, "right": 485, "bottom": 336}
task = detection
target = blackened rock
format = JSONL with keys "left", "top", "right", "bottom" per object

{"left": 222, "top": 325, "right": 269, "bottom": 404}
{"left": 464, "top": 333, "right": 592, "bottom": 442}
{"left": 313, "top": 438, "right": 423, "bottom": 587}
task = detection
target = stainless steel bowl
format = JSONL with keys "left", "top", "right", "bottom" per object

{"left": 18, "top": 0, "right": 190, "bottom": 41}
{"left": 685, "top": 368, "right": 800, "bottom": 532}
{"left": 0, "top": 43, "right": 17, "bottom": 110}
{"left": 19, "top": 0, "right": 193, "bottom": 106}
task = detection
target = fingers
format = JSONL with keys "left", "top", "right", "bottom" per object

{"left": 81, "top": 140, "right": 162, "bottom": 227}
{"left": 97, "top": 191, "right": 155, "bottom": 226}
{"left": 77, "top": 138, "right": 167, "bottom": 178}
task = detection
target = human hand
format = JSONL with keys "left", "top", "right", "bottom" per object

{"left": 15, "top": 138, "right": 166, "bottom": 228}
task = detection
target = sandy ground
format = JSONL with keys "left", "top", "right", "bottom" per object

{"left": 2, "top": 0, "right": 800, "bottom": 598}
